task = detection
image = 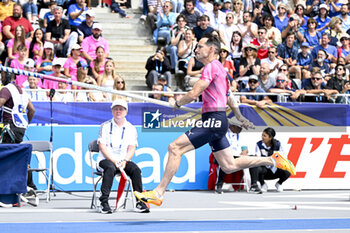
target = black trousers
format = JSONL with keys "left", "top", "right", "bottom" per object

{"left": 98, "top": 159, "right": 143, "bottom": 203}
{"left": 249, "top": 166, "right": 291, "bottom": 186}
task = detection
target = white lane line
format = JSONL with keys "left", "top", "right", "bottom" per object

{"left": 0, "top": 204, "right": 349, "bottom": 213}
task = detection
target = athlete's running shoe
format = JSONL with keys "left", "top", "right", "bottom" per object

{"left": 272, "top": 152, "right": 296, "bottom": 176}
{"left": 134, "top": 190, "right": 163, "bottom": 206}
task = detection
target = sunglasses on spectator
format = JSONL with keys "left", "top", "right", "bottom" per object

{"left": 279, "top": 68, "right": 287, "bottom": 71}
{"left": 248, "top": 80, "right": 258, "bottom": 84}
{"left": 311, "top": 77, "right": 322, "bottom": 81}
{"left": 246, "top": 48, "right": 254, "bottom": 51}
{"left": 341, "top": 38, "right": 349, "bottom": 41}
{"left": 268, "top": 51, "right": 275, "bottom": 54}
{"left": 226, "top": 17, "right": 232, "bottom": 19}
{"left": 234, "top": 3, "right": 241, "bottom": 5}
{"left": 308, "top": 22, "right": 316, "bottom": 24}
{"left": 277, "top": 79, "right": 286, "bottom": 83}
{"left": 220, "top": 50, "right": 228, "bottom": 53}
{"left": 163, "top": 5, "right": 169, "bottom": 8}
{"left": 278, "top": 7, "right": 285, "bottom": 10}
{"left": 258, "top": 31, "right": 265, "bottom": 34}
{"left": 117, "top": 81, "right": 125, "bottom": 84}
{"left": 86, "top": 82, "right": 93, "bottom": 84}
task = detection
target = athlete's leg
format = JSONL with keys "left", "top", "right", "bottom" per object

{"left": 213, "top": 147, "right": 273, "bottom": 174}
{"left": 134, "top": 133, "right": 195, "bottom": 205}
{"left": 156, "top": 133, "right": 195, "bottom": 196}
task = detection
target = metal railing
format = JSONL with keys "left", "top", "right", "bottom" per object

{"left": 24, "top": 89, "right": 350, "bottom": 104}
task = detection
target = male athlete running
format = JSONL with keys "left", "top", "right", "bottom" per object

{"left": 135, "top": 34, "right": 296, "bottom": 206}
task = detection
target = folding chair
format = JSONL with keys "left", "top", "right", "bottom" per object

{"left": 20, "top": 141, "right": 53, "bottom": 202}
{"left": 88, "top": 140, "right": 136, "bottom": 211}
{"left": 224, "top": 168, "right": 250, "bottom": 192}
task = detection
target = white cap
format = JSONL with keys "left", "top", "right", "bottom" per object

{"left": 71, "top": 44, "right": 81, "bottom": 50}
{"left": 24, "top": 58, "right": 35, "bottom": 68}
{"left": 92, "top": 23, "right": 102, "bottom": 30}
{"left": 44, "top": 41, "right": 54, "bottom": 50}
{"left": 52, "top": 58, "right": 63, "bottom": 66}
{"left": 319, "top": 3, "right": 328, "bottom": 10}
{"left": 111, "top": 99, "right": 128, "bottom": 110}
{"left": 86, "top": 9, "right": 95, "bottom": 17}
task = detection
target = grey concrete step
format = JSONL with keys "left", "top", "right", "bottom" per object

{"left": 103, "top": 34, "right": 149, "bottom": 40}
{"left": 101, "top": 29, "right": 149, "bottom": 36}
{"left": 110, "top": 54, "right": 149, "bottom": 63}
{"left": 93, "top": 6, "right": 155, "bottom": 90}
{"left": 104, "top": 38, "right": 152, "bottom": 46}
{"left": 127, "top": 85, "right": 150, "bottom": 91}
{"left": 109, "top": 44, "right": 155, "bottom": 52}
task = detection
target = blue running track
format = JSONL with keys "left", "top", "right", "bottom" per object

{"left": 1, "top": 218, "right": 350, "bottom": 233}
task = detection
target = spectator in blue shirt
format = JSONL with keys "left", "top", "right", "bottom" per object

{"left": 309, "top": 49, "right": 330, "bottom": 78}
{"left": 277, "top": 32, "right": 301, "bottom": 79}
{"left": 305, "top": 0, "right": 322, "bottom": 18}
{"left": 240, "top": 75, "right": 271, "bottom": 108}
{"left": 274, "top": 3, "right": 288, "bottom": 31}
{"left": 193, "top": 15, "right": 214, "bottom": 42}
{"left": 294, "top": 3, "right": 309, "bottom": 31}
{"left": 68, "top": 0, "right": 88, "bottom": 31}
{"left": 281, "top": 14, "right": 304, "bottom": 48}
{"left": 78, "top": 9, "right": 95, "bottom": 43}
{"left": 314, "top": 4, "right": 331, "bottom": 34}
{"left": 338, "top": 34, "right": 350, "bottom": 60}
{"left": 337, "top": 4, "right": 350, "bottom": 32}
{"left": 304, "top": 18, "right": 322, "bottom": 49}
{"left": 297, "top": 42, "right": 313, "bottom": 80}
{"left": 329, "top": 0, "right": 342, "bottom": 17}
{"left": 153, "top": 1, "right": 177, "bottom": 45}
{"left": 312, "top": 33, "right": 338, "bottom": 64}
{"left": 43, "top": 1, "right": 58, "bottom": 29}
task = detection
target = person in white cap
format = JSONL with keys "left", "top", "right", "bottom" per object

{"left": 314, "top": 3, "right": 331, "bottom": 34}
{"left": 81, "top": 23, "right": 109, "bottom": 64}
{"left": 96, "top": 99, "right": 150, "bottom": 214}
{"left": 23, "top": 60, "right": 48, "bottom": 101}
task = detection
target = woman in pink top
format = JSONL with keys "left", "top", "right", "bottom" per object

{"left": 90, "top": 46, "right": 107, "bottom": 81}
{"left": 10, "top": 45, "right": 28, "bottom": 87}
{"left": 29, "top": 28, "right": 44, "bottom": 62}
{"left": 7, "top": 25, "right": 30, "bottom": 60}
{"left": 63, "top": 44, "right": 86, "bottom": 90}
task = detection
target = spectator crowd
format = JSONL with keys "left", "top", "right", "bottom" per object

{"left": 0, "top": 0, "right": 131, "bottom": 102}
{"left": 143, "top": 0, "right": 350, "bottom": 104}
{"left": 1, "top": 0, "right": 350, "bottom": 104}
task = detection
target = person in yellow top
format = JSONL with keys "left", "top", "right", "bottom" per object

{"left": 0, "top": 0, "right": 15, "bottom": 22}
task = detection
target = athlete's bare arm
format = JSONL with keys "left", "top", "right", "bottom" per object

{"left": 174, "top": 79, "right": 209, "bottom": 108}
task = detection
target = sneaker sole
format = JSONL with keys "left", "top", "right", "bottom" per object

{"left": 134, "top": 191, "right": 163, "bottom": 206}
{"left": 274, "top": 152, "right": 296, "bottom": 176}
{"left": 99, "top": 207, "right": 112, "bottom": 214}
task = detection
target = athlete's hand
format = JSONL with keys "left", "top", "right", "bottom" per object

{"left": 173, "top": 100, "right": 181, "bottom": 110}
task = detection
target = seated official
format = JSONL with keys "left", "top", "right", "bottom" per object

{"left": 249, "top": 127, "right": 291, "bottom": 193}
{"left": 97, "top": 99, "right": 150, "bottom": 214}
